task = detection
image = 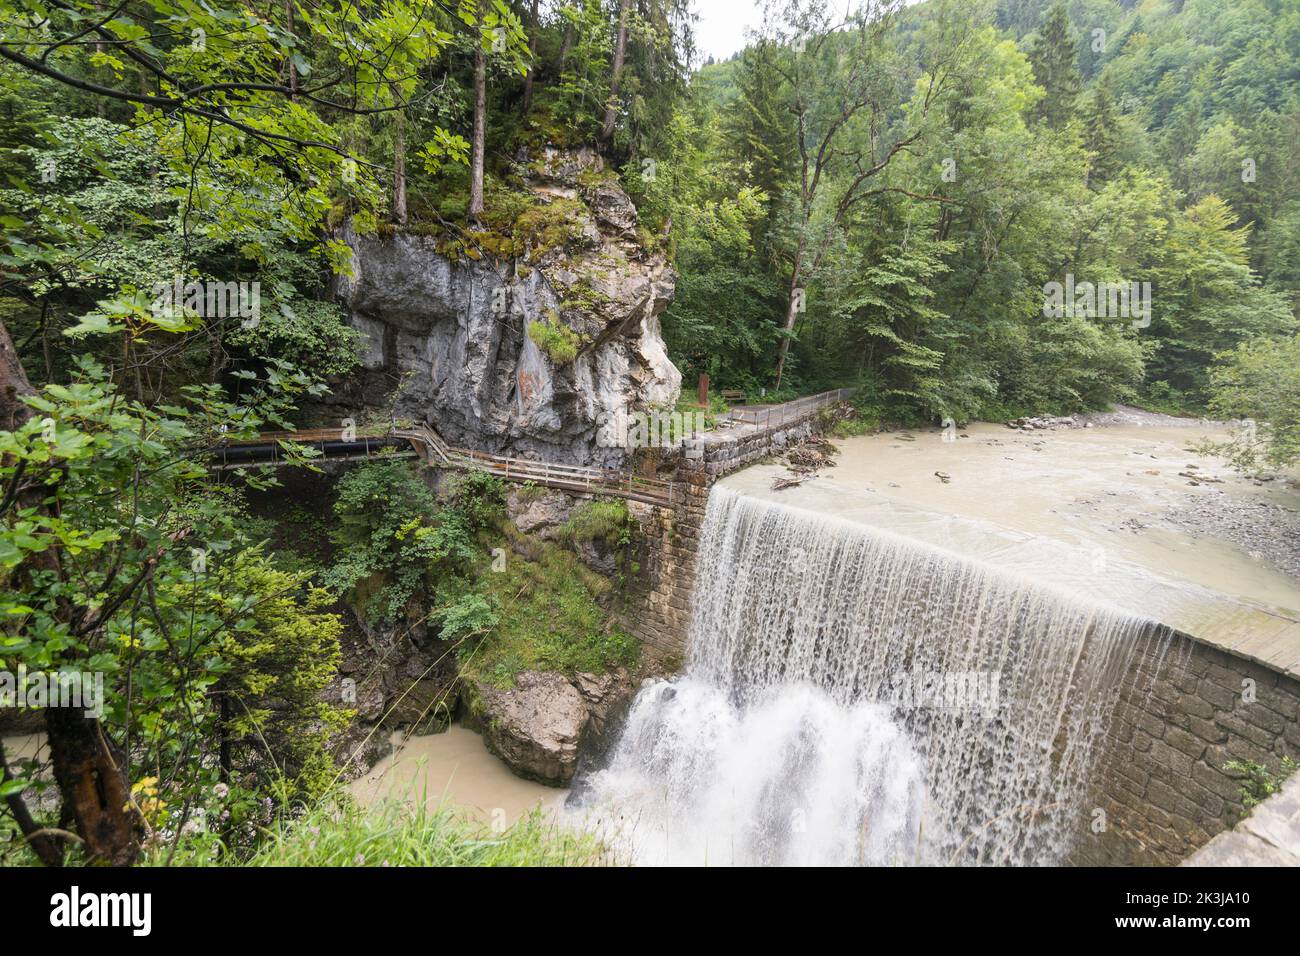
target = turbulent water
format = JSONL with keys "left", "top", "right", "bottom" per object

{"left": 580, "top": 486, "right": 1171, "bottom": 866}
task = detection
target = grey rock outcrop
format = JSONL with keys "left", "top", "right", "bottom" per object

{"left": 572, "top": 667, "right": 634, "bottom": 740}
{"left": 327, "top": 601, "right": 461, "bottom": 775}
{"left": 462, "top": 668, "right": 636, "bottom": 786}
{"left": 464, "top": 671, "right": 588, "bottom": 785}
{"left": 501, "top": 486, "right": 622, "bottom": 575}
{"left": 332, "top": 148, "right": 680, "bottom": 468}
{"left": 508, "top": 488, "right": 574, "bottom": 536}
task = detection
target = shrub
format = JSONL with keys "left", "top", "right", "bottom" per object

{"left": 1223, "top": 757, "right": 1298, "bottom": 810}
{"left": 449, "top": 471, "right": 506, "bottom": 532}
{"left": 324, "top": 461, "right": 476, "bottom": 626}
{"left": 558, "top": 500, "right": 631, "bottom": 547}
{"left": 528, "top": 317, "right": 582, "bottom": 364}
{"left": 1207, "top": 335, "right": 1300, "bottom": 470}
{"left": 455, "top": 544, "right": 638, "bottom": 688}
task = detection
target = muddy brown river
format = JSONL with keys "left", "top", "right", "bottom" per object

{"left": 348, "top": 726, "right": 564, "bottom": 823}
{"left": 723, "top": 421, "right": 1300, "bottom": 663}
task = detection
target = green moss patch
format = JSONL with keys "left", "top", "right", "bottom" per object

{"left": 456, "top": 541, "right": 637, "bottom": 689}
{"left": 528, "top": 316, "right": 582, "bottom": 364}
{"left": 557, "top": 499, "right": 631, "bottom": 547}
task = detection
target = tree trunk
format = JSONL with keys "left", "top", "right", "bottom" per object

{"left": 46, "top": 707, "right": 139, "bottom": 866}
{"left": 286, "top": 1, "right": 298, "bottom": 97}
{"left": 521, "top": 0, "right": 538, "bottom": 115}
{"left": 774, "top": 235, "right": 807, "bottom": 390}
{"left": 469, "top": 42, "right": 486, "bottom": 218}
{"left": 0, "top": 319, "right": 140, "bottom": 867}
{"left": 393, "top": 107, "right": 407, "bottom": 226}
{"left": 0, "top": 736, "right": 63, "bottom": 866}
{"left": 773, "top": 284, "right": 801, "bottom": 391}
{"left": 93, "top": 2, "right": 106, "bottom": 117}
{"left": 0, "top": 324, "right": 64, "bottom": 866}
{"left": 0, "top": 318, "right": 34, "bottom": 431}
{"left": 600, "top": 0, "right": 633, "bottom": 145}
{"left": 559, "top": 23, "right": 574, "bottom": 70}
{"left": 219, "top": 695, "right": 233, "bottom": 782}
{"left": 207, "top": 316, "right": 227, "bottom": 385}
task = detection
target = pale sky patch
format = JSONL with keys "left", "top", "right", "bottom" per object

{"left": 690, "top": 0, "right": 924, "bottom": 64}
{"left": 691, "top": 0, "right": 767, "bottom": 63}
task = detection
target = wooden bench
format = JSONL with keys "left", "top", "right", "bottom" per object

{"left": 720, "top": 389, "right": 745, "bottom": 404}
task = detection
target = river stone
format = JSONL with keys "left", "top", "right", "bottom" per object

{"left": 573, "top": 667, "right": 634, "bottom": 739}
{"left": 467, "top": 672, "right": 589, "bottom": 785}
{"left": 330, "top": 147, "right": 680, "bottom": 468}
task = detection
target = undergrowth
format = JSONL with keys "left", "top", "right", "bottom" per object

{"left": 557, "top": 499, "right": 631, "bottom": 547}
{"left": 149, "top": 796, "right": 608, "bottom": 867}
{"left": 456, "top": 539, "right": 637, "bottom": 688}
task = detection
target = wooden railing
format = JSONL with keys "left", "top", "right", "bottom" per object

{"left": 393, "top": 424, "right": 452, "bottom": 464}
{"left": 726, "top": 388, "right": 854, "bottom": 431}
{"left": 213, "top": 388, "right": 856, "bottom": 507}
{"left": 450, "top": 447, "right": 676, "bottom": 506}
{"left": 213, "top": 424, "right": 676, "bottom": 507}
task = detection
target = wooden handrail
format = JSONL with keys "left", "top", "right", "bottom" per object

{"left": 214, "top": 391, "right": 853, "bottom": 507}
{"left": 727, "top": 387, "right": 853, "bottom": 430}
{"left": 215, "top": 423, "right": 676, "bottom": 507}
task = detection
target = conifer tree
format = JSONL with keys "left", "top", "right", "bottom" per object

{"left": 1083, "top": 82, "right": 1122, "bottom": 186}
{"left": 1029, "top": 1, "right": 1082, "bottom": 128}
{"left": 728, "top": 40, "right": 796, "bottom": 252}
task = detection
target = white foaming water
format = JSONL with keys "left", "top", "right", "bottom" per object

{"left": 579, "top": 486, "right": 1169, "bottom": 866}
{"left": 586, "top": 680, "right": 926, "bottom": 865}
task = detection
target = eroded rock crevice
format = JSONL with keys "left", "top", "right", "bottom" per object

{"left": 329, "top": 147, "right": 680, "bottom": 469}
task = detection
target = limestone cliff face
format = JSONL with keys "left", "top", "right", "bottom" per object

{"left": 332, "top": 147, "right": 680, "bottom": 467}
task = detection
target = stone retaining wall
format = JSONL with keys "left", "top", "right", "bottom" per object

{"left": 1078, "top": 633, "right": 1300, "bottom": 865}
{"left": 618, "top": 410, "right": 828, "bottom": 660}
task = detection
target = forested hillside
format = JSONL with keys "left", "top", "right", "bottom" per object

{"left": 0, "top": 0, "right": 1296, "bottom": 870}
{"left": 657, "top": 0, "right": 1298, "bottom": 433}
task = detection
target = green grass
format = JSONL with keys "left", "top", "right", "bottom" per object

{"left": 149, "top": 797, "right": 608, "bottom": 867}
{"left": 1129, "top": 395, "right": 1207, "bottom": 419}
{"left": 458, "top": 541, "right": 638, "bottom": 688}
{"left": 671, "top": 393, "right": 729, "bottom": 432}
{"left": 528, "top": 317, "right": 582, "bottom": 364}
{"left": 826, "top": 410, "right": 875, "bottom": 437}
{"left": 512, "top": 480, "right": 549, "bottom": 503}
{"left": 557, "top": 499, "right": 630, "bottom": 547}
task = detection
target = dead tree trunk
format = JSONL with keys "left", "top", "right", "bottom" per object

{"left": 469, "top": 42, "right": 487, "bottom": 218}
{"left": 46, "top": 707, "right": 138, "bottom": 866}
{"left": 521, "top": 0, "right": 539, "bottom": 115}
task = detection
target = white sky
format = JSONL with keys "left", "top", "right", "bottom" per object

{"left": 692, "top": 0, "right": 767, "bottom": 62}
{"left": 690, "top": 0, "right": 922, "bottom": 64}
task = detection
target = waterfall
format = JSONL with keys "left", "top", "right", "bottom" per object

{"left": 579, "top": 485, "right": 1170, "bottom": 866}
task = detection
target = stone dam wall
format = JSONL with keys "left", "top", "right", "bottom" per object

{"left": 616, "top": 411, "right": 1300, "bottom": 865}
{"left": 1079, "top": 633, "right": 1300, "bottom": 865}
{"left": 618, "top": 408, "right": 827, "bottom": 661}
